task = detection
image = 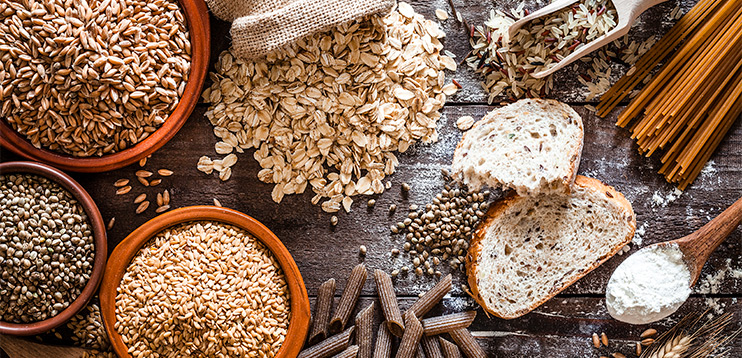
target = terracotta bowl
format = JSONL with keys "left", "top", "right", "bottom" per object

{"left": 0, "top": 0, "right": 210, "bottom": 173}
{"left": 0, "top": 161, "right": 107, "bottom": 335}
{"left": 99, "top": 206, "right": 310, "bottom": 358}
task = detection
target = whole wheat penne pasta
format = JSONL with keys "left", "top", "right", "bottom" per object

{"left": 405, "top": 274, "right": 452, "bottom": 319}
{"left": 449, "top": 328, "right": 486, "bottom": 358}
{"left": 309, "top": 278, "right": 337, "bottom": 345}
{"left": 355, "top": 302, "right": 375, "bottom": 358}
{"left": 373, "top": 322, "right": 393, "bottom": 358}
{"left": 395, "top": 310, "right": 424, "bottom": 358}
{"left": 421, "top": 311, "right": 477, "bottom": 336}
{"left": 374, "top": 269, "right": 405, "bottom": 337}
{"left": 416, "top": 344, "right": 427, "bottom": 358}
{"left": 299, "top": 326, "right": 356, "bottom": 358}
{"left": 333, "top": 345, "right": 360, "bottom": 358}
{"left": 421, "top": 335, "right": 444, "bottom": 358}
{"left": 438, "top": 337, "right": 462, "bottom": 358}
{"left": 330, "top": 264, "right": 367, "bottom": 333}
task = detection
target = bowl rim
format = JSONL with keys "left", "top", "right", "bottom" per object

{"left": 0, "top": 161, "right": 107, "bottom": 335}
{"left": 0, "top": 0, "right": 210, "bottom": 173}
{"left": 99, "top": 205, "right": 310, "bottom": 358}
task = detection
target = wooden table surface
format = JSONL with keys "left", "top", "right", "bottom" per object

{"left": 1, "top": 0, "right": 740, "bottom": 357}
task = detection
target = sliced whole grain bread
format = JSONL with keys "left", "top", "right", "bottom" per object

{"left": 466, "top": 175, "right": 636, "bottom": 319}
{"left": 452, "top": 99, "right": 584, "bottom": 196}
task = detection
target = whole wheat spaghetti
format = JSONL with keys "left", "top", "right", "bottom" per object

{"left": 598, "top": 0, "right": 742, "bottom": 190}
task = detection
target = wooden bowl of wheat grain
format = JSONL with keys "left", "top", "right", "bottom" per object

{"left": 0, "top": 0, "right": 210, "bottom": 173}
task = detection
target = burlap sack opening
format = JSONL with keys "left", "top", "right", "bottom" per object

{"left": 205, "top": 0, "right": 395, "bottom": 59}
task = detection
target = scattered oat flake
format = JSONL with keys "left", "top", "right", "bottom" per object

{"left": 435, "top": 9, "right": 449, "bottom": 20}
{"left": 398, "top": 2, "right": 415, "bottom": 18}
{"left": 456, "top": 116, "right": 475, "bottom": 131}
{"left": 342, "top": 196, "right": 353, "bottom": 213}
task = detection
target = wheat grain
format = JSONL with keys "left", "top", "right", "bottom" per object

{"left": 1, "top": 0, "right": 191, "bottom": 157}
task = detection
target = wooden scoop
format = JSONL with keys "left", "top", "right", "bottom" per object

{"left": 507, "top": 0, "right": 669, "bottom": 78}
{"left": 663, "top": 195, "right": 742, "bottom": 286}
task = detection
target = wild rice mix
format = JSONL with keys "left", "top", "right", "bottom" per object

{"left": 0, "top": 0, "right": 191, "bottom": 157}
{"left": 466, "top": 0, "right": 617, "bottom": 101}
{"left": 115, "top": 222, "right": 290, "bottom": 358}
{"left": 200, "top": 2, "right": 457, "bottom": 212}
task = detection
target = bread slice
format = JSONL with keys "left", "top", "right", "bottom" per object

{"left": 452, "top": 99, "right": 583, "bottom": 196}
{"left": 466, "top": 176, "right": 635, "bottom": 319}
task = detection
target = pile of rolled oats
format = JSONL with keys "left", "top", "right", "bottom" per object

{"left": 200, "top": 2, "right": 457, "bottom": 212}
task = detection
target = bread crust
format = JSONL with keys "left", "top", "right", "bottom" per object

{"left": 452, "top": 98, "right": 584, "bottom": 195}
{"left": 465, "top": 175, "right": 636, "bottom": 319}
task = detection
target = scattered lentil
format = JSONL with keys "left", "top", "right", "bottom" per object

{"left": 391, "top": 172, "right": 489, "bottom": 275}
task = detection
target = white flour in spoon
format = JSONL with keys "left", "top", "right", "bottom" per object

{"left": 606, "top": 243, "right": 691, "bottom": 324}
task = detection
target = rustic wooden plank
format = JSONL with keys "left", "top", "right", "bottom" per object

{"left": 3, "top": 104, "right": 739, "bottom": 297}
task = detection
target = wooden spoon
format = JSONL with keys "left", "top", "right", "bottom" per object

{"left": 668, "top": 195, "right": 742, "bottom": 286}
{"left": 606, "top": 195, "right": 742, "bottom": 324}
{"left": 0, "top": 335, "right": 92, "bottom": 358}
{"left": 507, "top": 0, "right": 669, "bottom": 78}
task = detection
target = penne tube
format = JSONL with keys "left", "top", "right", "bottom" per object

{"left": 449, "top": 328, "right": 486, "bottom": 358}
{"left": 405, "top": 274, "right": 452, "bottom": 320}
{"left": 416, "top": 344, "right": 427, "bottom": 358}
{"left": 330, "top": 264, "right": 368, "bottom": 333}
{"left": 373, "top": 321, "right": 393, "bottom": 358}
{"left": 421, "top": 335, "right": 444, "bottom": 358}
{"left": 421, "top": 311, "right": 477, "bottom": 336}
{"left": 299, "top": 326, "right": 356, "bottom": 358}
{"left": 309, "top": 278, "right": 337, "bottom": 345}
{"left": 438, "top": 337, "right": 462, "bottom": 358}
{"left": 333, "top": 345, "right": 360, "bottom": 358}
{"left": 395, "top": 310, "right": 424, "bottom": 358}
{"left": 355, "top": 302, "right": 375, "bottom": 358}
{"left": 374, "top": 269, "right": 405, "bottom": 337}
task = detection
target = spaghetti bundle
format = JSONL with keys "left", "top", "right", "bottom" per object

{"left": 597, "top": 0, "right": 742, "bottom": 190}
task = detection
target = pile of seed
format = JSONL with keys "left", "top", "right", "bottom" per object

{"left": 67, "top": 302, "right": 111, "bottom": 351}
{"left": 390, "top": 169, "right": 490, "bottom": 277}
{"left": 0, "top": 173, "right": 94, "bottom": 323}
{"left": 0, "top": 0, "right": 191, "bottom": 157}
{"left": 200, "top": 2, "right": 458, "bottom": 212}
{"left": 115, "top": 221, "right": 290, "bottom": 358}
{"left": 465, "top": 0, "right": 617, "bottom": 101}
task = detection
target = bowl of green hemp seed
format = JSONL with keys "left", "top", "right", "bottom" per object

{"left": 0, "top": 161, "right": 107, "bottom": 335}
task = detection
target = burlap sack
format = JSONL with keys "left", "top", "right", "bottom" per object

{"left": 205, "top": 0, "right": 395, "bottom": 59}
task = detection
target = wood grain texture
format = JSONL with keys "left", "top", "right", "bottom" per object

{"left": 1, "top": 0, "right": 741, "bottom": 356}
